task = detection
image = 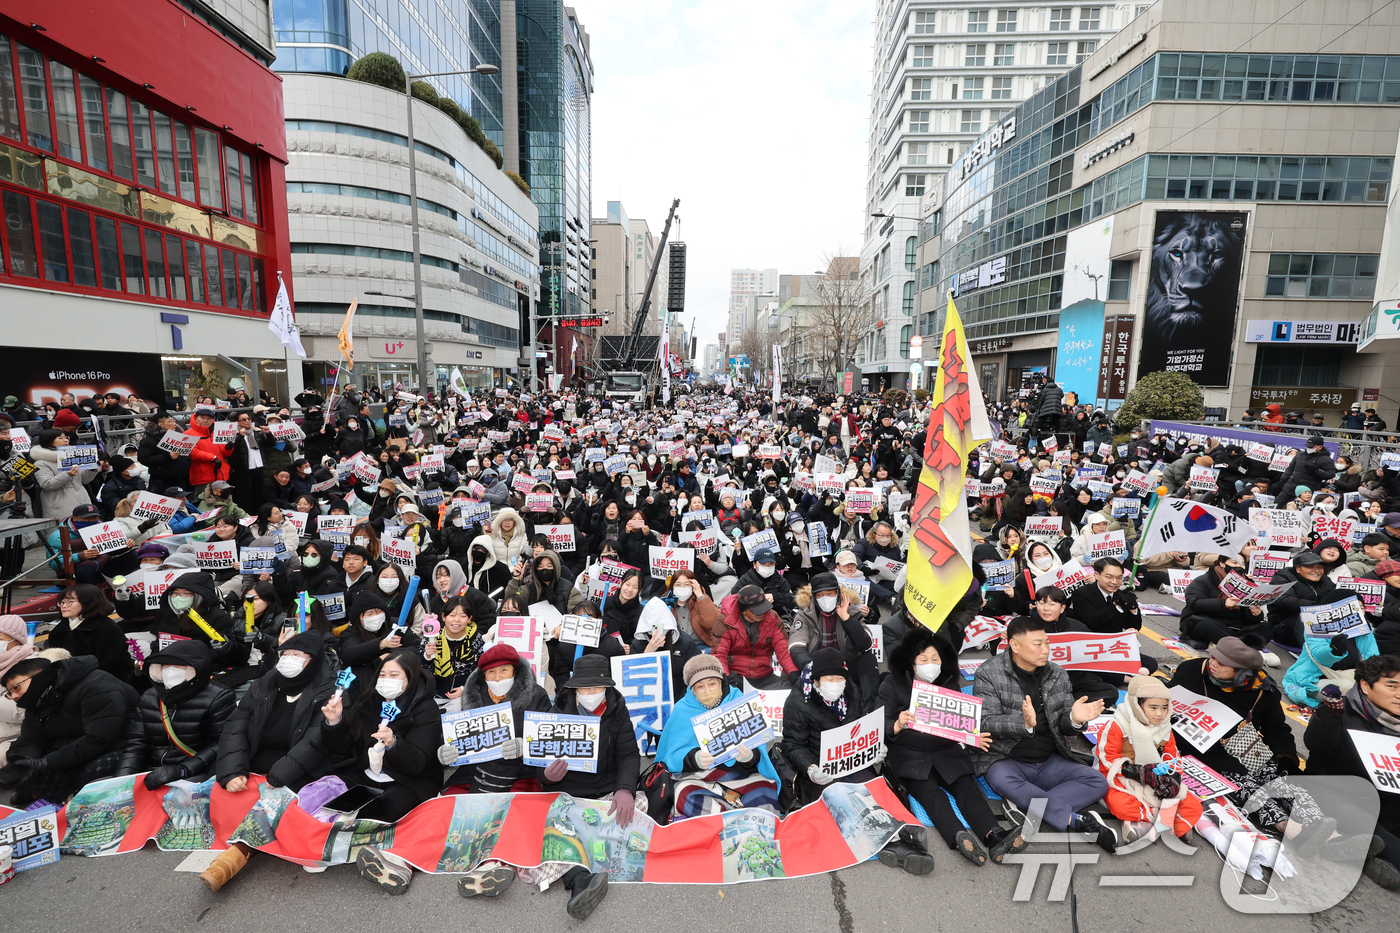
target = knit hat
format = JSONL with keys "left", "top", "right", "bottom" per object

{"left": 109, "top": 456, "right": 134, "bottom": 475}
{"left": 0, "top": 615, "right": 27, "bottom": 643}
{"left": 0, "top": 614, "right": 34, "bottom": 679}
{"left": 810, "top": 647, "right": 848, "bottom": 680}
{"left": 1294, "top": 485, "right": 1311, "bottom": 497}
{"left": 683, "top": 653, "right": 726, "bottom": 688}
{"left": 1376, "top": 559, "right": 1400, "bottom": 579}
{"left": 478, "top": 642, "right": 521, "bottom": 674}
{"left": 53, "top": 408, "right": 81, "bottom": 428}
{"left": 810, "top": 572, "right": 840, "bottom": 595}
{"left": 1208, "top": 636, "right": 1263, "bottom": 671}
{"left": 564, "top": 654, "right": 615, "bottom": 689}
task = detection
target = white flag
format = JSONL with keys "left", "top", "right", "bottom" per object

{"left": 449, "top": 367, "right": 470, "bottom": 399}
{"left": 771, "top": 343, "right": 782, "bottom": 404}
{"left": 1136, "top": 498, "right": 1255, "bottom": 561}
{"left": 267, "top": 274, "right": 307, "bottom": 360}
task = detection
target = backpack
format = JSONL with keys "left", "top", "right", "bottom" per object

{"left": 638, "top": 760, "right": 674, "bottom": 825}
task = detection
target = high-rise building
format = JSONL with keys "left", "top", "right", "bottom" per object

{"left": 591, "top": 201, "right": 660, "bottom": 338}
{"left": 728, "top": 267, "right": 777, "bottom": 350}
{"left": 861, "top": 2, "right": 1126, "bottom": 391}
{"left": 702, "top": 343, "right": 719, "bottom": 378}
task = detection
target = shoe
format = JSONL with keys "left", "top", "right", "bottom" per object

{"left": 1158, "top": 584, "right": 1173, "bottom": 595}
{"left": 1260, "top": 650, "right": 1281, "bottom": 668}
{"left": 1120, "top": 821, "right": 1154, "bottom": 846}
{"left": 1181, "top": 636, "right": 1209, "bottom": 651}
{"left": 1321, "top": 832, "right": 1384, "bottom": 863}
{"left": 953, "top": 829, "right": 988, "bottom": 866}
{"left": 987, "top": 825, "right": 1028, "bottom": 864}
{"left": 458, "top": 866, "right": 516, "bottom": 897}
{"left": 1075, "top": 812, "right": 1117, "bottom": 854}
{"left": 356, "top": 845, "right": 412, "bottom": 895}
{"left": 565, "top": 871, "right": 609, "bottom": 920}
{"left": 877, "top": 839, "right": 936, "bottom": 875}
{"left": 1364, "top": 856, "right": 1400, "bottom": 891}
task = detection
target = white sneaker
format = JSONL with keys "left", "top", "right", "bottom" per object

{"left": 1261, "top": 650, "right": 1281, "bottom": 667}
{"left": 1158, "top": 584, "right": 1173, "bottom": 595}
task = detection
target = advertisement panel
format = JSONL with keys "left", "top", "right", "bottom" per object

{"left": 1055, "top": 216, "right": 1113, "bottom": 402}
{"left": 1, "top": 347, "right": 165, "bottom": 407}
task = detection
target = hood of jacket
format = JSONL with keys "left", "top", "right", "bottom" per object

{"left": 166, "top": 570, "right": 221, "bottom": 611}
{"left": 144, "top": 638, "right": 216, "bottom": 701}
{"left": 434, "top": 557, "right": 468, "bottom": 597}
{"left": 463, "top": 660, "right": 539, "bottom": 712}
{"left": 492, "top": 507, "right": 524, "bottom": 545}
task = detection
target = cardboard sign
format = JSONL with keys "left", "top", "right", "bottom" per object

{"left": 961, "top": 615, "right": 1007, "bottom": 650}
{"left": 740, "top": 528, "right": 780, "bottom": 561}
{"left": 0, "top": 805, "right": 59, "bottom": 871}
{"left": 837, "top": 577, "right": 871, "bottom": 608}
{"left": 1248, "top": 508, "right": 1306, "bottom": 548}
{"left": 1109, "top": 497, "right": 1140, "bottom": 519}
{"left": 587, "top": 558, "right": 634, "bottom": 601}
{"left": 319, "top": 592, "right": 347, "bottom": 622}
{"left": 908, "top": 681, "right": 982, "bottom": 746}
{"left": 283, "top": 511, "right": 308, "bottom": 535}
{"left": 611, "top": 653, "right": 675, "bottom": 755}
{"left": 1168, "top": 756, "right": 1239, "bottom": 800}
{"left": 845, "top": 488, "right": 876, "bottom": 514}
{"left": 130, "top": 491, "right": 182, "bottom": 521}
{"left": 495, "top": 616, "right": 546, "bottom": 686}
{"left": 145, "top": 570, "right": 180, "bottom": 610}
{"left": 318, "top": 514, "right": 357, "bottom": 534}
{"left": 192, "top": 539, "right": 237, "bottom": 570}
{"left": 1312, "top": 514, "right": 1357, "bottom": 545}
{"left": 1032, "top": 558, "right": 1094, "bottom": 596}
{"left": 1188, "top": 465, "right": 1220, "bottom": 491}
{"left": 1247, "top": 552, "right": 1288, "bottom": 582}
{"left": 1269, "top": 448, "right": 1296, "bottom": 472}
{"left": 1086, "top": 529, "right": 1127, "bottom": 562}
{"left": 1026, "top": 516, "right": 1064, "bottom": 543}
{"left": 538, "top": 524, "right": 576, "bottom": 553}
{"left": 1301, "top": 597, "right": 1371, "bottom": 639}
{"left": 678, "top": 527, "right": 717, "bottom": 554}
{"left": 382, "top": 535, "right": 418, "bottom": 569}
{"left": 57, "top": 445, "right": 99, "bottom": 469}
{"left": 980, "top": 559, "right": 1015, "bottom": 588}
{"left": 523, "top": 711, "right": 600, "bottom": 772}
{"left": 78, "top": 520, "right": 128, "bottom": 554}
{"left": 819, "top": 707, "right": 885, "bottom": 778}
{"left": 1169, "top": 685, "right": 1243, "bottom": 752}
{"left": 440, "top": 702, "right": 515, "bottom": 766}
{"left": 1047, "top": 629, "right": 1141, "bottom": 675}
{"left": 1029, "top": 474, "right": 1060, "bottom": 496}
{"left": 1339, "top": 579, "right": 1386, "bottom": 615}
{"left": 648, "top": 545, "right": 694, "bottom": 579}
{"left": 559, "top": 614, "right": 603, "bottom": 647}
{"left": 1122, "top": 469, "right": 1154, "bottom": 494}
{"left": 239, "top": 546, "right": 277, "bottom": 572}
{"left": 690, "top": 691, "right": 774, "bottom": 766}
{"left": 808, "top": 522, "right": 832, "bottom": 557}
{"left": 1347, "top": 729, "right": 1400, "bottom": 793}
{"left": 686, "top": 508, "right": 715, "bottom": 529}
{"left": 1166, "top": 568, "right": 1205, "bottom": 597}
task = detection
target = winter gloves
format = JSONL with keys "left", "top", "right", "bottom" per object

{"left": 807, "top": 764, "right": 835, "bottom": 785}
{"left": 144, "top": 763, "right": 190, "bottom": 790}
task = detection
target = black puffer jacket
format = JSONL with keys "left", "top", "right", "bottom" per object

{"left": 1280, "top": 448, "right": 1336, "bottom": 495}
{"left": 455, "top": 661, "right": 552, "bottom": 793}
{"left": 7, "top": 655, "right": 140, "bottom": 773}
{"left": 318, "top": 668, "right": 443, "bottom": 804}
{"left": 216, "top": 662, "right": 346, "bottom": 788}
{"left": 1303, "top": 696, "right": 1400, "bottom": 835}
{"left": 1268, "top": 568, "right": 1340, "bottom": 646}
{"left": 116, "top": 640, "right": 236, "bottom": 779}
{"left": 154, "top": 571, "right": 248, "bottom": 670}
{"left": 878, "top": 630, "right": 976, "bottom": 785}
{"left": 781, "top": 674, "right": 866, "bottom": 776}
{"left": 542, "top": 686, "right": 640, "bottom": 798}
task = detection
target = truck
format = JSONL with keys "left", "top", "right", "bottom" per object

{"left": 604, "top": 371, "right": 651, "bottom": 405}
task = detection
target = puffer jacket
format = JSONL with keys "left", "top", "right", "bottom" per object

{"left": 186, "top": 420, "right": 232, "bottom": 487}
{"left": 786, "top": 585, "right": 873, "bottom": 670}
{"left": 542, "top": 685, "right": 640, "bottom": 798}
{"left": 454, "top": 661, "right": 552, "bottom": 793}
{"left": 1280, "top": 447, "right": 1336, "bottom": 495}
{"left": 30, "top": 445, "right": 100, "bottom": 519}
{"left": 503, "top": 548, "right": 572, "bottom": 612}
{"left": 318, "top": 669, "right": 443, "bottom": 805}
{"left": 115, "top": 640, "right": 237, "bottom": 778}
{"left": 154, "top": 571, "right": 249, "bottom": 670}
{"left": 713, "top": 595, "right": 797, "bottom": 681}
{"left": 781, "top": 673, "right": 866, "bottom": 776}
{"left": 216, "top": 662, "right": 346, "bottom": 787}
{"left": 7, "top": 655, "right": 139, "bottom": 773}
{"left": 1268, "top": 568, "right": 1341, "bottom": 647}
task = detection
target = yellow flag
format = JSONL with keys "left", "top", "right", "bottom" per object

{"left": 337, "top": 299, "right": 358, "bottom": 371}
{"left": 903, "top": 296, "right": 992, "bottom": 631}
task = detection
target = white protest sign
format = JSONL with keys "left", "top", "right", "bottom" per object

{"left": 382, "top": 535, "right": 418, "bottom": 569}
{"left": 1300, "top": 597, "right": 1371, "bottom": 639}
{"left": 1169, "top": 685, "right": 1243, "bottom": 752}
{"left": 739, "top": 528, "right": 779, "bottom": 561}
{"left": 192, "top": 539, "right": 237, "bottom": 570}
{"left": 961, "top": 615, "right": 1008, "bottom": 650}
{"left": 818, "top": 707, "right": 885, "bottom": 778}
{"left": 145, "top": 570, "right": 180, "bottom": 610}
{"left": 130, "top": 492, "right": 182, "bottom": 521}
{"left": 78, "top": 520, "right": 128, "bottom": 554}
{"left": 1167, "top": 568, "right": 1205, "bottom": 597}
{"left": 678, "top": 527, "right": 717, "bottom": 554}
{"left": 756, "top": 689, "right": 790, "bottom": 739}
{"left": 690, "top": 692, "right": 774, "bottom": 766}
{"left": 1026, "top": 516, "right": 1064, "bottom": 543}
{"left": 1086, "top": 529, "right": 1127, "bottom": 562}
{"left": 559, "top": 614, "right": 602, "bottom": 647}
{"left": 1032, "top": 558, "right": 1093, "bottom": 596}
{"left": 539, "top": 524, "right": 576, "bottom": 553}
{"left": 647, "top": 546, "right": 694, "bottom": 579}
{"left": 1248, "top": 508, "right": 1305, "bottom": 549}
{"left": 1347, "top": 730, "right": 1400, "bottom": 793}
{"left": 1046, "top": 629, "right": 1141, "bottom": 675}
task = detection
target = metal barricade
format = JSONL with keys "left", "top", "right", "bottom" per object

{"left": 1137, "top": 419, "right": 1400, "bottom": 472}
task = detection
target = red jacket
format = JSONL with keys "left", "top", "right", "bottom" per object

{"left": 714, "top": 595, "right": 796, "bottom": 680}
{"left": 186, "top": 420, "right": 232, "bottom": 486}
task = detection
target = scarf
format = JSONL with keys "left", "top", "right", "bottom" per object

{"left": 800, "top": 662, "right": 847, "bottom": 720}
{"left": 0, "top": 641, "right": 35, "bottom": 679}
{"left": 1110, "top": 698, "right": 1173, "bottom": 766}
{"left": 1345, "top": 684, "right": 1400, "bottom": 736}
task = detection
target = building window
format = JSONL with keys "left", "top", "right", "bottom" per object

{"left": 1076, "top": 41, "right": 1098, "bottom": 63}
{"left": 967, "top": 10, "right": 989, "bottom": 32}
{"left": 965, "top": 44, "right": 986, "bottom": 67}
{"left": 1143, "top": 153, "right": 1392, "bottom": 204}
{"left": 907, "top": 110, "right": 930, "bottom": 132}
{"left": 904, "top": 174, "right": 927, "bottom": 197}
{"left": 905, "top": 236, "right": 918, "bottom": 271}
{"left": 992, "top": 76, "right": 1014, "bottom": 99}
{"left": 1265, "top": 253, "right": 1379, "bottom": 299}
{"left": 914, "top": 11, "right": 936, "bottom": 34}
{"left": 903, "top": 281, "right": 916, "bottom": 314}
{"left": 1252, "top": 345, "right": 1345, "bottom": 387}
{"left": 878, "top": 246, "right": 891, "bottom": 281}
{"left": 996, "top": 10, "right": 1017, "bottom": 32}
{"left": 1107, "top": 260, "right": 1133, "bottom": 301}
{"left": 909, "top": 77, "right": 932, "bottom": 101}
{"left": 963, "top": 77, "right": 984, "bottom": 99}
{"left": 994, "top": 43, "right": 1015, "bottom": 66}
{"left": 912, "top": 44, "right": 935, "bottom": 67}
{"left": 1135, "top": 4, "right": 1150, "bottom": 15}
{"left": 906, "top": 142, "right": 929, "bottom": 164}
{"left": 1050, "top": 8, "right": 1072, "bottom": 30}
{"left": 1047, "top": 42, "right": 1069, "bottom": 66}
{"left": 989, "top": 108, "right": 1013, "bottom": 123}
{"left": 900, "top": 324, "right": 913, "bottom": 358}
{"left": 1079, "top": 7, "right": 1102, "bottom": 30}
{"left": 960, "top": 109, "right": 982, "bottom": 132}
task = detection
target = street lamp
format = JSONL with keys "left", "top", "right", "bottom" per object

{"left": 404, "top": 63, "right": 500, "bottom": 394}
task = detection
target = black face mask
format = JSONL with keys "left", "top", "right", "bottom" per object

{"left": 13, "top": 665, "right": 57, "bottom": 710}
{"left": 536, "top": 568, "right": 555, "bottom": 582}
{"left": 471, "top": 549, "right": 489, "bottom": 564}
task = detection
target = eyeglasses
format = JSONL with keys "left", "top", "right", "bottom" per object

{"left": 1, "top": 675, "right": 33, "bottom": 700}
{"left": 59, "top": 596, "right": 79, "bottom": 605}
{"left": 1100, "top": 573, "right": 1124, "bottom": 582}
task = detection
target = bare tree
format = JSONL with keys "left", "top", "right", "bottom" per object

{"left": 808, "top": 252, "right": 870, "bottom": 389}
{"left": 737, "top": 325, "right": 773, "bottom": 387}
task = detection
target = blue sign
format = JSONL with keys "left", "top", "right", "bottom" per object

{"left": 610, "top": 654, "right": 674, "bottom": 754}
{"left": 1055, "top": 298, "right": 1105, "bottom": 402}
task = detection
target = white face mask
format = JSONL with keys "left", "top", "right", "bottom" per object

{"left": 816, "top": 594, "right": 839, "bottom": 612}
{"left": 376, "top": 678, "right": 405, "bottom": 700}
{"left": 486, "top": 675, "right": 514, "bottom": 697}
{"left": 276, "top": 655, "right": 308, "bottom": 679}
{"left": 756, "top": 564, "right": 776, "bottom": 578}
{"left": 378, "top": 577, "right": 400, "bottom": 593}
{"left": 772, "top": 510, "right": 786, "bottom": 522}
{"left": 914, "top": 662, "right": 941, "bottom": 683}
{"left": 453, "top": 516, "right": 465, "bottom": 527}
{"left": 817, "top": 680, "right": 846, "bottom": 702}
{"left": 792, "top": 521, "right": 806, "bottom": 533}
{"left": 160, "top": 666, "right": 192, "bottom": 689}
{"left": 1033, "top": 555, "right": 1054, "bottom": 571}
{"left": 361, "top": 612, "right": 386, "bottom": 632}
{"left": 673, "top": 585, "right": 693, "bottom": 602}
{"left": 576, "top": 691, "right": 605, "bottom": 712}
{"left": 1336, "top": 460, "right": 1346, "bottom": 469}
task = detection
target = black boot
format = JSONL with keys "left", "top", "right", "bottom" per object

{"left": 877, "top": 825, "right": 935, "bottom": 874}
{"left": 563, "top": 866, "right": 609, "bottom": 920}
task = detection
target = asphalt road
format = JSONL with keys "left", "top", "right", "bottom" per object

{"left": 3, "top": 591, "right": 1396, "bottom": 931}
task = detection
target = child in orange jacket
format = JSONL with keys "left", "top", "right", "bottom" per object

{"left": 1095, "top": 674, "right": 1202, "bottom": 845}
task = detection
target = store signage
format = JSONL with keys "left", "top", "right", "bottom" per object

{"left": 1088, "top": 31, "right": 1147, "bottom": 80}
{"left": 1248, "top": 387, "right": 1358, "bottom": 410}
{"left": 952, "top": 256, "right": 1007, "bottom": 295}
{"left": 959, "top": 115, "right": 1017, "bottom": 179}
{"left": 1244, "top": 320, "right": 1361, "bottom": 344}
{"left": 972, "top": 338, "right": 1013, "bottom": 354}
{"left": 1080, "top": 129, "right": 1135, "bottom": 170}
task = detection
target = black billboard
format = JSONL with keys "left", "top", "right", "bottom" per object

{"left": 0, "top": 347, "right": 165, "bottom": 407}
{"left": 1137, "top": 211, "right": 1248, "bottom": 387}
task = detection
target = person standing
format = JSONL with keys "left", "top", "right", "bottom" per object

{"left": 228, "top": 411, "right": 266, "bottom": 514}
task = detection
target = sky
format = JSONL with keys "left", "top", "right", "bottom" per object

{"left": 583, "top": 0, "right": 872, "bottom": 355}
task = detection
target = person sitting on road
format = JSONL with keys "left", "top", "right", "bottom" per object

{"left": 788, "top": 572, "right": 877, "bottom": 704}
{"left": 115, "top": 640, "right": 236, "bottom": 789}
{"left": 714, "top": 585, "right": 799, "bottom": 690}
{"left": 1180, "top": 554, "right": 1278, "bottom": 662}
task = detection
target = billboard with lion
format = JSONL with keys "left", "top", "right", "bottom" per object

{"left": 1136, "top": 211, "right": 1248, "bottom": 387}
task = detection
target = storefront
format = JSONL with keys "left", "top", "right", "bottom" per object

{"left": 1006, "top": 349, "right": 1054, "bottom": 402}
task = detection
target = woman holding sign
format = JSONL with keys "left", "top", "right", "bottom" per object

{"left": 155, "top": 572, "right": 247, "bottom": 677}
{"left": 31, "top": 429, "right": 100, "bottom": 519}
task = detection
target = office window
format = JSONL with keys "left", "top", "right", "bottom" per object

{"left": 912, "top": 44, "right": 935, "bottom": 67}
{"left": 994, "top": 43, "right": 1015, "bottom": 66}
{"left": 130, "top": 100, "right": 155, "bottom": 189}
{"left": 1080, "top": 7, "right": 1102, "bottom": 30}
{"left": 905, "top": 174, "right": 927, "bottom": 197}
{"left": 903, "top": 281, "right": 916, "bottom": 315}
{"left": 968, "top": 10, "right": 989, "bottom": 32}
{"left": 1252, "top": 345, "right": 1344, "bottom": 387}
{"left": 906, "top": 142, "right": 929, "bottom": 164}
{"left": 1265, "top": 253, "right": 1379, "bottom": 299}
{"left": 16, "top": 44, "right": 51, "bottom": 152}
{"left": 48, "top": 61, "right": 81, "bottom": 162}
{"left": 1077, "top": 41, "right": 1098, "bottom": 63}
{"left": 963, "top": 77, "right": 984, "bottom": 99}
{"left": 1047, "top": 42, "right": 1069, "bottom": 66}
{"left": 966, "top": 44, "right": 986, "bottom": 67}
{"left": 78, "top": 75, "right": 107, "bottom": 172}
{"left": 1050, "top": 8, "right": 1072, "bottom": 30}
{"left": 989, "top": 108, "right": 1013, "bottom": 123}
{"left": 1135, "top": 4, "right": 1149, "bottom": 15}
{"left": 1107, "top": 260, "right": 1133, "bottom": 301}
{"left": 36, "top": 200, "right": 69, "bottom": 283}
{"left": 0, "top": 37, "right": 18, "bottom": 141}
{"left": 900, "top": 324, "right": 913, "bottom": 358}
{"left": 914, "top": 11, "right": 936, "bottom": 33}
{"left": 992, "top": 76, "right": 1014, "bottom": 99}
{"left": 996, "top": 9, "right": 1017, "bottom": 31}
{"left": 910, "top": 77, "right": 932, "bottom": 101}
{"left": 106, "top": 89, "right": 132, "bottom": 180}
{"left": 225, "top": 145, "right": 244, "bottom": 219}
{"left": 961, "top": 109, "right": 982, "bottom": 132}
{"left": 2, "top": 191, "right": 38, "bottom": 277}
{"left": 908, "top": 109, "right": 930, "bottom": 132}
{"left": 906, "top": 236, "right": 918, "bottom": 271}
{"left": 68, "top": 208, "right": 97, "bottom": 288}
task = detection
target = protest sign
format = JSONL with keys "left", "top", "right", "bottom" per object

{"left": 648, "top": 546, "right": 694, "bottom": 579}
{"left": 1247, "top": 552, "right": 1288, "bottom": 582}
{"left": 845, "top": 488, "right": 876, "bottom": 514}
{"left": 558, "top": 614, "right": 603, "bottom": 647}
{"left": 155, "top": 431, "right": 198, "bottom": 457}
{"left": 1166, "top": 569, "right": 1205, "bottom": 597}
{"left": 990, "top": 439, "right": 1017, "bottom": 459}
{"left": 978, "top": 481, "right": 1007, "bottom": 499}
{"left": 685, "top": 508, "right": 715, "bottom": 529}
{"left": 808, "top": 522, "right": 832, "bottom": 557}
{"left": 837, "top": 578, "right": 871, "bottom": 609}
{"left": 7, "top": 426, "right": 28, "bottom": 453}
{"left": 1312, "top": 514, "right": 1357, "bottom": 545}
{"left": 1339, "top": 579, "right": 1386, "bottom": 615}
{"left": 1246, "top": 442, "right": 1274, "bottom": 463}
{"left": 1347, "top": 730, "right": 1400, "bottom": 793}
{"left": 1169, "top": 686, "right": 1243, "bottom": 752}
{"left": 145, "top": 570, "right": 180, "bottom": 610}
{"left": 57, "top": 445, "right": 99, "bottom": 469}
{"left": 1047, "top": 630, "right": 1141, "bottom": 675}
{"left": 690, "top": 692, "right": 774, "bottom": 766}
{"left": 440, "top": 702, "right": 515, "bottom": 766}
{"left": 603, "top": 454, "right": 628, "bottom": 476}
{"left": 537, "top": 524, "right": 576, "bottom": 554}
{"left": 866, "top": 624, "right": 883, "bottom": 663}
{"left": 1026, "top": 516, "right": 1064, "bottom": 544}
{"left": 1122, "top": 469, "right": 1155, "bottom": 494}
{"left": 1109, "top": 497, "right": 1140, "bottom": 520}
{"left": 677, "top": 527, "right": 718, "bottom": 555}
{"left": 130, "top": 491, "right": 182, "bottom": 522}
{"left": 961, "top": 615, "right": 1007, "bottom": 650}
{"left": 1248, "top": 508, "right": 1305, "bottom": 548}
{"left": 192, "top": 540, "right": 237, "bottom": 570}
{"left": 282, "top": 511, "right": 308, "bottom": 535}
{"left": 212, "top": 420, "right": 239, "bottom": 443}
{"left": 756, "top": 690, "right": 789, "bottom": 740}
{"left": 1188, "top": 465, "right": 1220, "bottom": 491}
{"left": 819, "top": 708, "right": 885, "bottom": 778}
{"left": 352, "top": 459, "right": 380, "bottom": 485}
{"left": 740, "top": 528, "right": 780, "bottom": 561}
{"left": 1086, "top": 529, "right": 1127, "bottom": 562}
{"left": 1032, "top": 558, "right": 1094, "bottom": 596}
{"left": 78, "top": 521, "right": 128, "bottom": 555}
{"left": 239, "top": 547, "right": 277, "bottom": 572}
{"left": 318, "top": 592, "right": 347, "bottom": 622}
{"left": 1167, "top": 757, "right": 1239, "bottom": 800}
{"left": 495, "top": 616, "right": 545, "bottom": 685}
{"left": 1301, "top": 597, "right": 1371, "bottom": 639}
{"left": 525, "top": 492, "right": 554, "bottom": 513}
{"left": 0, "top": 806, "right": 59, "bottom": 871}
{"left": 1217, "top": 571, "right": 1295, "bottom": 607}
{"left": 908, "top": 681, "right": 982, "bottom": 746}
{"left": 814, "top": 472, "right": 845, "bottom": 494}
{"left": 870, "top": 556, "right": 903, "bottom": 583}
{"left": 587, "top": 558, "right": 634, "bottom": 601}
{"left": 382, "top": 536, "right": 418, "bottom": 570}
{"left": 317, "top": 514, "right": 357, "bottom": 534}
{"left": 1269, "top": 448, "right": 1296, "bottom": 472}
{"left": 979, "top": 559, "right": 1015, "bottom": 588}
{"left": 522, "top": 712, "right": 600, "bottom": 773}
{"left": 611, "top": 654, "right": 675, "bottom": 755}
{"left": 1029, "top": 474, "right": 1060, "bottom": 496}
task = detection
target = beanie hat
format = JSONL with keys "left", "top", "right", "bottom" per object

{"left": 53, "top": 408, "right": 82, "bottom": 428}
{"left": 0, "top": 614, "right": 28, "bottom": 643}
{"left": 1294, "top": 485, "right": 1311, "bottom": 497}
{"left": 683, "top": 653, "right": 725, "bottom": 688}
{"left": 278, "top": 629, "right": 324, "bottom": 657}
{"left": 810, "top": 572, "right": 840, "bottom": 595}
{"left": 810, "top": 647, "right": 848, "bottom": 680}
{"left": 478, "top": 642, "right": 522, "bottom": 673}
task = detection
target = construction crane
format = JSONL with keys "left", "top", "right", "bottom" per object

{"left": 622, "top": 198, "right": 680, "bottom": 369}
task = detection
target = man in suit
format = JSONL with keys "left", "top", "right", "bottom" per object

{"left": 1070, "top": 557, "right": 1156, "bottom": 680}
{"left": 228, "top": 411, "right": 267, "bottom": 513}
